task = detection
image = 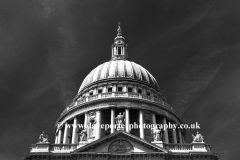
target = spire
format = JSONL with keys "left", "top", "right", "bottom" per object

{"left": 111, "top": 22, "right": 128, "bottom": 60}
{"left": 117, "top": 22, "right": 122, "bottom": 36}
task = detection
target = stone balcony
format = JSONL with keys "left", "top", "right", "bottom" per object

{"left": 61, "top": 92, "right": 178, "bottom": 117}
{"left": 30, "top": 142, "right": 211, "bottom": 153}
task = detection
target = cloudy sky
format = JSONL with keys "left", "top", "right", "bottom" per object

{"left": 0, "top": 0, "right": 240, "bottom": 159}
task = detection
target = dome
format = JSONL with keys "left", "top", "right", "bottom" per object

{"left": 78, "top": 59, "right": 160, "bottom": 93}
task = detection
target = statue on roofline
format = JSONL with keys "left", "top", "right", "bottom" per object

{"left": 38, "top": 131, "right": 48, "bottom": 143}
{"left": 192, "top": 131, "right": 204, "bottom": 143}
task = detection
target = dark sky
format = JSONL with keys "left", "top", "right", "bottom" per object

{"left": 0, "top": 0, "right": 239, "bottom": 159}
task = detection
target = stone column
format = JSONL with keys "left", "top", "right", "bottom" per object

{"left": 152, "top": 113, "right": 156, "bottom": 125}
{"left": 152, "top": 113, "right": 156, "bottom": 140}
{"left": 113, "top": 84, "right": 117, "bottom": 92}
{"left": 178, "top": 129, "right": 183, "bottom": 144}
{"left": 71, "top": 117, "right": 78, "bottom": 144}
{"left": 112, "top": 84, "right": 117, "bottom": 97}
{"left": 63, "top": 123, "right": 70, "bottom": 144}
{"left": 139, "top": 110, "right": 144, "bottom": 139}
{"left": 93, "top": 88, "right": 97, "bottom": 95}
{"left": 55, "top": 133, "right": 58, "bottom": 144}
{"left": 133, "top": 86, "right": 137, "bottom": 93}
{"left": 163, "top": 117, "right": 169, "bottom": 143}
{"left": 142, "top": 88, "right": 146, "bottom": 95}
{"left": 85, "top": 92, "right": 89, "bottom": 102}
{"left": 84, "top": 113, "right": 88, "bottom": 129}
{"left": 172, "top": 129, "right": 177, "bottom": 144}
{"left": 182, "top": 135, "right": 185, "bottom": 143}
{"left": 125, "top": 108, "right": 130, "bottom": 132}
{"left": 103, "top": 86, "right": 107, "bottom": 93}
{"left": 150, "top": 91, "right": 154, "bottom": 101}
{"left": 57, "top": 128, "right": 62, "bottom": 144}
{"left": 111, "top": 108, "right": 115, "bottom": 134}
{"left": 95, "top": 110, "right": 102, "bottom": 140}
{"left": 123, "top": 85, "right": 127, "bottom": 92}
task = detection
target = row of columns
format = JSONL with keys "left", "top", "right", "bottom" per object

{"left": 109, "top": 108, "right": 184, "bottom": 144}
{"left": 55, "top": 109, "right": 184, "bottom": 144}
{"left": 56, "top": 114, "right": 85, "bottom": 144}
{"left": 56, "top": 110, "right": 103, "bottom": 144}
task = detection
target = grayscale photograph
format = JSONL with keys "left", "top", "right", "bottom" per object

{"left": 0, "top": 1, "right": 239, "bottom": 160}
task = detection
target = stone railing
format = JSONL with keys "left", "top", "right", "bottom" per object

{"left": 60, "top": 92, "right": 178, "bottom": 117}
{"left": 165, "top": 143, "right": 192, "bottom": 152}
{"left": 164, "top": 143, "right": 211, "bottom": 152}
{"left": 51, "top": 144, "right": 77, "bottom": 152}
{"left": 142, "top": 94, "right": 152, "bottom": 101}
{"left": 30, "top": 143, "right": 51, "bottom": 152}
{"left": 30, "top": 142, "right": 92, "bottom": 153}
{"left": 102, "top": 92, "right": 112, "bottom": 98}
{"left": 128, "top": 92, "right": 139, "bottom": 98}
{"left": 88, "top": 94, "right": 98, "bottom": 101}
{"left": 77, "top": 92, "right": 164, "bottom": 106}
{"left": 31, "top": 143, "right": 78, "bottom": 153}
{"left": 31, "top": 142, "right": 211, "bottom": 153}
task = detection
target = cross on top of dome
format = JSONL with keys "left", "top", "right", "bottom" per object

{"left": 117, "top": 22, "right": 122, "bottom": 36}
{"left": 112, "top": 22, "right": 128, "bottom": 60}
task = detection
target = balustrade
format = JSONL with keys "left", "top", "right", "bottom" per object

{"left": 115, "top": 92, "right": 128, "bottom": 97}
{"left": 164, "top": 143, "right": 210, "bottom": 152}
{"left": 102, "top": 92, "right": 112, "bottom": 98}
{"left": 51, "top": 144, "right": 77, "bottom": 152}
{"left": 88, "top": 95, "right": 98, "bottom": 101}
{"left": 60, "top": 91, "right": 179, "bottom": 117}
{"left": 76, "top": 92, "right": 165, "bottom": 106}
{"left": 165, "top": 143, "right": 192, "bottom": 151}
{"left": 31, "top": 142, "right": 210, "bottom": 153}
{"left": 31, "top": 144, "right": 77, "bottom": 153}
{"left": 128, "top": 92, "right": 139, "bottom": 98}
{"left": 142, "top": 95, "right": 151, "bottom": 101}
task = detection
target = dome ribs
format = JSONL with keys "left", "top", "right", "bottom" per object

{"left": 100, "top": 62, "right": 110, "bottom": 80}
{"left": 146, "top": 70, "right": 157, "bottom": 88}
{"left": 78, "top": 60, "right": 160, "bottom": 93}
{"left": 108, "top": 60, "right": 117, "bottom": 78}
{"left": 138, "top": 64, "right": 150, "bottom": 83}
{"left": 87, "top": 67, "right": 97, "bottom": 85}
{"left": 131, "top": 62, "right": 142, "bottom": 81}
{"left": 92, "top": 64, "right": 104, "bottom": 82}
{"left": 118, "top": 60, "right": 125, "bottom": 77}
{"left": 125, "top": 60, "right": 134, "bottom": 78}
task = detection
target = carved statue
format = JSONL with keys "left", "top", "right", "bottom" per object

{"left": 38, "top": 131, "right": 48, "bottom": 143}
{"left": 79, "top": 129, "right": 87, "bottom": 142}
{"left": 192, "top": 131, "right": 204, "bottom": 142}
{"left": 115, "top": 112, "right": 125, "bottom": 130}
{"left": 115, "top": 112, "right": 125, "bottom": 125}
{"left": 152, "top": 127, "right": 162, "bottom": 141}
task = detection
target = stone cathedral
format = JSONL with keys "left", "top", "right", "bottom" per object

{"left": 24, "top": 23, "right": 218, "bottom": 160}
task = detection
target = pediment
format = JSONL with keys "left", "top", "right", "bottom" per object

{"left": 74, "top": 131, "right": 167, "bottom": 153}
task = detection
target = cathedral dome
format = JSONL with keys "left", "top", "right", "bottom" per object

{"left": 78, "top": 59, "right": 160, "bottom": 93}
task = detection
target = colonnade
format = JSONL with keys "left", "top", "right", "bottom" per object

{"left": 55, "top": 108, "right": 184, "bottom": 145}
